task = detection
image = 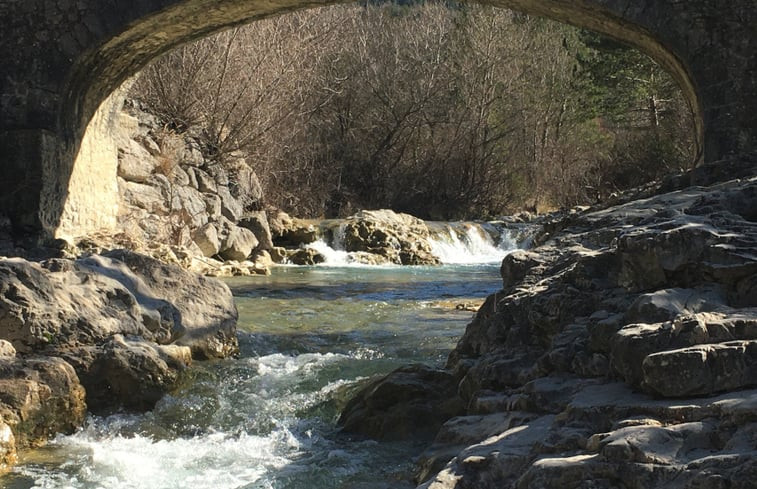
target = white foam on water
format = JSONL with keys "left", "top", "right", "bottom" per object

{"left": 305, "top": 239, "right": 354, "bottom": 266}
{"left": 18, "top": 424, "right": 296, "bottom": 489}
{"left": 15, "top": 349, "right": 382, "bottom": 489}
{"left": 255, "top": 351, "right": 349, "bottom": 377}
{"left": 303, "top": 222, "right": 520, "bottom": 267}
{"left": 429, "top": 224, "right": 516, "bottom": 264}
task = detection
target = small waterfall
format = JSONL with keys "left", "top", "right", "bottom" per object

{"left": 304, "top": 223, "right": 382, "bottom": 266}
{"left": 428, "top": 222, "right": 516, "bottom": 265}
{"left": 300, "top": 220, "right": 523, "bottom": 266}
{"left": 305, "top": 239, "right": 353, "bottom": 266}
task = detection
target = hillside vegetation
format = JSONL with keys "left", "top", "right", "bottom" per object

{"left": 131, "top": 2, "right": 696, "bottom": 219}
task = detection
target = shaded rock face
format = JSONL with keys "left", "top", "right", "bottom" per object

{"left": 60, "top": 335, "right": 192, "bottom": 412}
{"left": 340, "top": 176, "right": 757, "bottom": 488}
{"left": 341, "top": 210, "right": 440, "bottom": 266}
{"left": 339, "top": 365, "right": 465, "bottom": 442}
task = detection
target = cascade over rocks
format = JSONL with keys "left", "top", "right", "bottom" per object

{"left": 268, "top": 209, "right": 449, "bottom": 266}
{"left": 339, "top": 174, "right": 757, "bottom": 488}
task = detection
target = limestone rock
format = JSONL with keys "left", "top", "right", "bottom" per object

{"left": 0, "top": 341, "right": 15, "bottom": 358}
{"left": 219, "top": 225, "right": 258, "bottom": 262}
{"left": 611, "top": 310, "right": 757, "bottom": 389}
{"left": 169, "top": 164, "right": 190, "bottom": 186}
{"left": 170, "top": 185, "right": 208, "bottom": 228}
{"left": 208, "top": 165, "right": 230, "bottom": 187}
{"left": 271, "top": 211, "right": 320, "bottom": 247}
{"left": 238, "top": 210, "right": 273, "bottom": 251}
{"left": 118, "top": 139, "right": 155, "bottom": 183}
{"left": 59, "top": 335, "right": 191, "bottom": 412}
{"left": 98, "top": 250, "right": 239, "bottom": 359}
{"left": 500, "top": 250, "right": 544, "bottom": 289}
{"left": 194, "top": 168, "right": 217, "bottom": 194}
{"left": 338, "top": 364, "right": 465, "bottom": 441}
{"left": 341, "top": 209, "right": 440, "bottom": 265}
{"left": 227, "top": 158, "right": 264, "bottom": 212}
{"left": 185, "top": 166, "right": 199, "bottom": 189}
{"left": 121, "top": 179, "right": 167, "bottom": 214}
{"left": 0, "top": 256, "right": 153, "bottom": 353}
{"left": 217, "top": 185, "right": 244, "bottom": 222}
{"left": 287, "top": 247, "right": 325, "bottom": 266}
{"left": 268, "top": 210, "right": 294, "bottom": 238}
{"left": 269, "top": 246, "right": 288, "bottom": 263}
{"left": 642, "top": 340, "right": 757, "bottom": 397}
{"left": 338, "top": 177, "right": 757, "bottom": 487}
{"left": 623, "top": 286, "right": 727, "bottom": 324}
{"left": 203, "top": 193, "right": 223, "bottom": 219}
{"left": 0, "top": 356, "right": 86, "bottom": 449}
{"left": 192, "top": 222, "right": 221, "bottom": 257}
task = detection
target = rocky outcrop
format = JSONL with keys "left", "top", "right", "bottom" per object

{"left": 340, "top": 176, "right": 757, "bottom": 488}
{"left": 0, "top": 248, "right": 239, "bottom": 463}
{"left": 268, "top": 209, "right": 448, "bottom": 266}
{"left": 0, "top": 250, "right": 238, "bottom": 361}
{"left": 269, "top": 210, "right": 320, "bottom": 248}
{"left": 341, "top": 210, "right": 440, "bottom": 265}
{"left": 115, "top": 103, "right": 273, "bottom": 274}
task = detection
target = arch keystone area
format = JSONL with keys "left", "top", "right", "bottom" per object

{"left": 0, "top": 0, "right": 754, "bottom": 238}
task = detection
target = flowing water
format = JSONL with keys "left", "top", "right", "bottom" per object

{"left": 4, "top": 224, "right": 521, "bottom": 489}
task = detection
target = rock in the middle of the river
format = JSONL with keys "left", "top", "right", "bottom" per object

{"left": 340, "top": 210, "right": 441, "bottom": 265}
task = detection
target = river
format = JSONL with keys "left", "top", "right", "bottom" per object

{"left": 3, "top": 225, "right": 519, "bottom": 489}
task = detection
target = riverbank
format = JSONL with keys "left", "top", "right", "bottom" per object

{"left": 4, "top": 263, "right": 510, "bottom": 488}
{"left": 340, "top": 171, "right": 757, "bottom": 487}
{"left": 0, "top": 250, "right": 239, "bottom": 470}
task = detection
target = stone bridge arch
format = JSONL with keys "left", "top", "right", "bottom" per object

{"left": 0, "top": 0, "right": 754, "bottom": 239}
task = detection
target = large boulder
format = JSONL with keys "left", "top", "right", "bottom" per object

{"left": 0, "top": 257, "right": 153, "bottom": 353}
{"left": 95, "top": 250, "right": 239, "bottom": 359}
{"left": 0, "top": 250, "right": 238, "bottom": 360}
{"left": 219, "top": 226, "right": 258, "bottom": 262}
{"left": 192, "top": 222, "right": 221, "bottom": 257}
{"left": 341, "top": 209, "right": 440, "bottom": 265}
{"left": 0, "top": 356, "right": 86, "bottom": 450}
{"left": 287, "top": 247, "right": 326, "bottom": 266}
{"left": 59, "top": 335, "right": 191, "bottom": 412}
{"left": 238, "top": 210, "right": 273, "bottom": 251}
{"left": 269, "top": 210, "right": 320, "bottom": 247}
{"left": 338, "top": 364, "right": 465, "bottom": 441}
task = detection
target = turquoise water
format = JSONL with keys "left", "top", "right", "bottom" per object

{"left": 4, "top": 264, "right": 503, "bottom": 489}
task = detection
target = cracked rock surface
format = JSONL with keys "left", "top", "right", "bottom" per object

{"left": 342, "top": 175, "right": 757, "bottom": 488}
